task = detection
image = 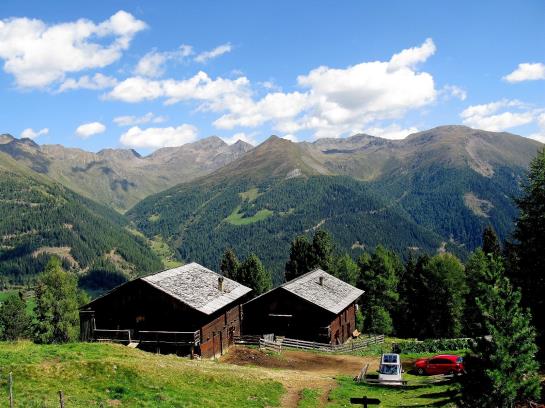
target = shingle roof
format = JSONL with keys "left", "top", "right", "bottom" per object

{"left": 281, "top": 269, "right": 364, "bottom": 314}
{"left": 142, "top": 262, "right": 252, "bottom": 315}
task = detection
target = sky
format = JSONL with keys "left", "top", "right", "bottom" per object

{"left": 0, "top": 1, "right": 544, "bottom": 154}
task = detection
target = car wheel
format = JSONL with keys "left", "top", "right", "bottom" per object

{"left": 417, "top": 368, "right": 424, "bottom": 375}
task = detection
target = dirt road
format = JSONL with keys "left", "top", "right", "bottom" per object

{"left": 220, "top": 346, "right": 378, "bottom": 407}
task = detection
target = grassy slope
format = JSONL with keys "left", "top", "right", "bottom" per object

{"left": 0, "top": 342, "right": 283, "bottom": 407}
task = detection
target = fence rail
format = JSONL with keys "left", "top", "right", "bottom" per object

{"left": 138, "top": 330, "right": 200, "bottom": 345}
{"left": 93, "top": 329, "right": 132, "bottom": 343}
{"left": 234, "top": 335, "right": 261, "bottom": 346}
{"left": 280, "top": 334, "right": 385, "bottom": 353}
{"left": 259, "top": 338, "right": 282, "bottom": 353}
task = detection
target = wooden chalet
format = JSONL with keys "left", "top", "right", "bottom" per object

{"left": 80, "top": 262, "right": 252, "bottom": 358}
{"left": 242, "top": 269, "right": 364, "bottom": 344}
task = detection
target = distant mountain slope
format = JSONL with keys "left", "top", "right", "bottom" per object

{"left": 128, "top": 126, "right": 542, "bottom": 281}
{"left": 0, "top": 151, "right": 163, "bottom": 286}
{"left": 0, "top": 135, "right": 253, "bottom": 211}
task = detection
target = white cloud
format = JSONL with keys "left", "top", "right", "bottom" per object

{"left": 503, "top": 63, "right": 545, "bottom": 83}
{"left": 364, "top": 124, "right": 419, "bottom": 140}
{"left": 221, "top": 132, "right": 257, "bottom": 146}
{"left": 120, "top": 124, "right": 198, "bottom": 148}
{"left": 134, "top": 44, "right": 193, "bottom": 78}
{"left": 113, "top": 112, "right": 166, "bottom": 127}
{"left": 387, "top": 38, "right": 436, "bottom": 71}
{"left": 106, "top": 71, "right": 250, "bottom": 105}
{"left": 75, "top": 122, "right": 106, "bottom": 139}
{"left": 20, "top": 127, "right": 48, "bottom": 139}
{"left": 460, "top": 99, "right": 536, "bottom": 131}
{"left": 0, "top": 11, "right": 146, "bottom": 88}
{"left": 281, "top": 134, "right": 298, "bottom": 142}
{"left": 528, "top": 113, "right": 545, "bottom": 143}
{"left": 194, "top": 43, "right": 232, "bottom": 63}
{"left": 58, "top": 73, "right": 117, "bottom": 92}
{"left": 108, "top": 39, "right": 437, "bottom": 140}
{"left": 441, "top": 84, "right": 467, "bottom": 101}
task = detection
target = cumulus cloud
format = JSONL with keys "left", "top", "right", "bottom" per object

{"left": 503, "top": 63, "right": 545, "bottom": 83}
{"left": 194, "top": 43, "right": 232, "bottom": 63}
{"left": 75, "top": 122, "right": 106, "bottom": 139}
{"left": 0, "top": 11, "right": 146, "bottom": 88}
{"left": 221, "top": 132, "right": 257, "bottom": 146}
{"left": 460, "top": 99, "right": 536, "bottom": 131}
{"left": 20, "top": 127, "right": 48, "bottom": 139}
{"left": 106, "top": 71, "right": 250, "bottom": 105}
{"left": 58, "top": 73, "right": 118, "bottom": 92}
{"left": 119, "top": 124, "right": 198, "bottom": 148}
{"left": 134, "top": 44, "right": 193, "bottom": 77}
{"left": 281, "top": 134, "right": 299, "bottom": 142}
{"left": 441, "top": 84, "right": 467, "bottom": 101}
{"left": 108, "top": 39, "right": 437, "bottom": 140}
{"left": 364, "top": 124, "right": 419, "bottom": 140}
{"left": 113, "top": 112, "right": 166, "bottom": 127}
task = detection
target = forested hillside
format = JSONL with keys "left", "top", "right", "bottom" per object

{"left": 0, "top": 152, "right": 163, "bottom": 286}
{"left": 129, "top": 127, "right": 542, "bottom": 281}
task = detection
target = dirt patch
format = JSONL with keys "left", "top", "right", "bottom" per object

{"left": 32, "top": 246, "right": 79, "bottom": 268}
{"left": 220, "top": 346, "right": 378, "bottom": 407}
{"left": 464, "top": 192, "right": 493, "bottom": 218}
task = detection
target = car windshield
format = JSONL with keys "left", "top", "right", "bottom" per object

{"left": 379, "top": 364, "right": 399, "bottom": 375}
{"left": 382, "top": 354, "right": 398, "bottom": 363}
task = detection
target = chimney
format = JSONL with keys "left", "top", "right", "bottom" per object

{"left": 218, "top": 276, "right": 224, "bottom": 292}
{"left": 319, "top": 276, "right": 324, "bottom": 286}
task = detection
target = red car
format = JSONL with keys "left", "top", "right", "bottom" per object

{"left": 414, "top": 354, "right": 464, "bottom": 375}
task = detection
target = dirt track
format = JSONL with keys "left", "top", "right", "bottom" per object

{"left": 220, "top": 346, "right": 378, "bottom": 407}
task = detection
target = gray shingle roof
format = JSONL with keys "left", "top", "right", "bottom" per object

{"left": 282, "top": 269, "right": 364, "bottom": 314}
{"left": 142, "top": 262, "right": 252, "bottom": 315}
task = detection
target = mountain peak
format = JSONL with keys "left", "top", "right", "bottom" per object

{"left": 0, "top": 134, "right": 15, "bottom": 144}
{"left": 97, "top": 148, "right": 142, "bottom": 160}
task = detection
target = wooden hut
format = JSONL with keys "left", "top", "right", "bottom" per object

{"left": 80, "top": 262, "right": 252, "bottom": 358}
{"left": 242, "top": 269, "right": 363, "bottom": 344}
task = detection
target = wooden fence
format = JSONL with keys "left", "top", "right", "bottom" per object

{"left": 259, "top": 338, "right": 282, "bottom": 353}
{"left": 93, "top": 329, "right": 132, "bottom": 343}
{"left": 235, "top": 334, "right": 384, "bottom": 354}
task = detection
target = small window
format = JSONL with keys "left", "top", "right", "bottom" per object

{"left": 456, "top": 357, "right": 464, "bottom": 363}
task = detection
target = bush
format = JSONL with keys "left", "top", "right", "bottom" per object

{"left": 395, "top": 338, "right": 471, "bottom": 354}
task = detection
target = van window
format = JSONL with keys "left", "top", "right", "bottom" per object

{"left": 379, "top": 364, "right": 399, "bottom": 375}
{"left": 383, "top": 354, "right": 398, "bottom": 363}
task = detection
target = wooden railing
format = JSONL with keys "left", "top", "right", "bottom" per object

{"left": 234, "top": 335, "right": 261, "bottom": 346}
{"left": 259, "top": 338, "right": 282, "bottom": 353}
{"left": 138, "top": 330, "right": 200, "bottom": 345}
{"left": 93, "top": 329, "right": 132, "bottom": 343}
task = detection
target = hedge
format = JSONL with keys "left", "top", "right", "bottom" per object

{"left": 393, "top": 338, "right": 472, "bottom": 353}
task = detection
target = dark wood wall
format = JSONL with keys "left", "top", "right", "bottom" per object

{"left": 242, "top": 288, "right": 340, "bottom": 343}
{"left": 328, "top": 303, "right": 356, "bottom": 344}
{"left": 199, "top": 304, "right": 242, "bottom": 358}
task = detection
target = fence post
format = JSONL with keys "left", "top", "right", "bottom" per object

{"left": 58, "top": 390, "right": 65, "bottom": 408}
{"left": 9, "top": 372, "right": 13, "bottom": 408}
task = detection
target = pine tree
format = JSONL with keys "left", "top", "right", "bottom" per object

{"left": 332, "top": 253, "right": 358, "bottom": 286}
{"left": 460, "top": 258, "right": 541, "bottom": 407}
{"left": 33, "top": 257, "right": 80, "bottom": 344}
{"left": 420, "top": 253, "right": 466, "bottom": 338}
{"left": 510, "top": 148, "right": 545, "bottom": 358}
{"left": 238, "top": 254, "right": 272, "bottom": 296}
{"left": 220, "top": 248, "right": 240, "bottom": 280}
{"left": 311, "top": 229, "right": 334, "bottom": 272}
{"left": 482, "top": 225, "right": 501, "bottom": 258}
{"left": 285, "top": 235, "right": 313, "bottom": 282}
{"left": 464, "top": 249, "right": 492, "bottom": 337}
{"left": 357, "top": 246, "right": 402, "bottom": 335}
{"left": 0, "top": 292, "right": 31, "bottom": 340}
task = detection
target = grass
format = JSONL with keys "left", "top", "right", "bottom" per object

{"left": 149, "top": 235, "right": 183, "bottom": 269}
{"left": 225, "top": 206, "right": 274, "bottom": 225}
{"left": 327, "top": 374, "right": 459, "bottom": 407}
{"left": 147, "top": 213, "right": 160, "bottom": 222}
{"left": 0, "top": 341, "right": 283, "bottom": 407}
{"left": 239, "top": 188, "right": 261, "bottom": 201}
{"left": 298, "top": 388, "right": 321, "bottom": 407}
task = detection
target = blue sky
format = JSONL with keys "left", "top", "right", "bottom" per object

{"left": 0, "top": 1, "right": 544, "bottom": 154}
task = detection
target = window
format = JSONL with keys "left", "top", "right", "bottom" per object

{"left": 383, "top": 354, "right": 398, "bottom": 363}
{"left": 379, "top": 364, "right": 399, "bottom": 375}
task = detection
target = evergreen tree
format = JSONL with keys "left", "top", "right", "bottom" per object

{"left": 357, "top": 246, "right": 402, "bottom": 335}
{"left": 220, "top": 248, "right": 240, "bottom": 280}
{"left": 0, "top": 292, "right": 31, "bottom": 340}
{"left": 460, "top": 258, "right": 541, "bottom": 407}
{"left": 33, "top": 257, "right": 80, "bottom": 344}
{"left": 510, "top": 148, "right": 545, "bottom": 358}
{"left": 311, "top": 229, "right": 334, "bottom": 272}
{"left": 332, "top": 253, "right": 358, "bottom": 286}
{"left": 285, "top": 235, "right": 313, "bottom": 282}
{"left": 482, "top": 225, "right": 501, "bottom": 258}
{"left": 464, "top": 249, "right": 492, "bottom": 337}
{"left": 420, "top": 253, "right": 466, "bottom": 338}
{"left": 284, "top": 229, "right": 335, "bottom": 282}
{"left": 395, "top": 254, "right": 429, "bottom": 337}
{"left": 238, "top": 254, "right": 272, "bottom": 296}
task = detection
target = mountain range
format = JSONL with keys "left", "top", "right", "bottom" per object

{"left": 0, "top": 126, "right": 542, "bottom": 285}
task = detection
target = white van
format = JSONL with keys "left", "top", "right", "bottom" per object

{"left": 378, "top": 353, "right": 403, "bottom": 384}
